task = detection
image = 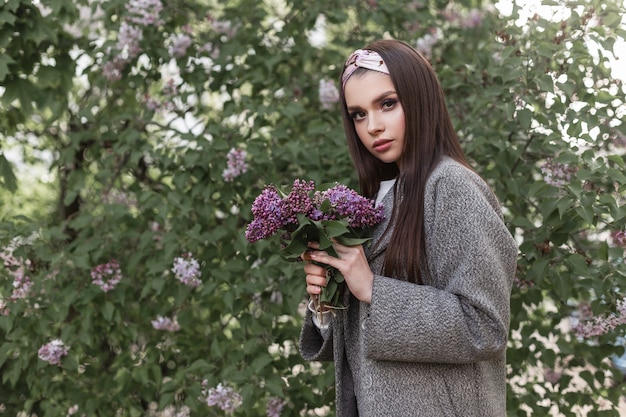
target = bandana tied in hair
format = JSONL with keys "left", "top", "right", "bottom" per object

{"left": 341, "top": 49, "right": 390, "bottom": 88}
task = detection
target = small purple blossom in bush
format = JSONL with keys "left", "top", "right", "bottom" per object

{"left": 266, "top": 397, "right": 286, "bottom": 417}
{"left": 611, "top": 230, "right": 626, "bottom": 247}
{"left": 91, "top": 260, "right": 123, "bottom": 292}
{"left": 319, "top": 79, "right": 339, "bottom": 109}
{"left": 204, "top": 382, "right": 242, "bottom": 414}
{"left": 38, "top": 339, "right": 69, "bottom": 366}
{"left": 572, "top": 298, "right": 626, "bottom": 339}
{"left": 10, "top": 270, "right": 33, "bottom": 300}
{"left": 168, "top": 33, "right": 192, "bottom": 58}
{"left": 223, "top": 148, "right": 249, "bottom": 182}
{"left": 540, "top": 158, "right": 577, "bottom": 187}
{"left": 171, "top": 253, "right": 202, "bottom": 287}
{"left": 151, "top": 315, "right": 181, "bottom": 332}
{"left": 126, "top": 0, "right": 164, "bottom": 26}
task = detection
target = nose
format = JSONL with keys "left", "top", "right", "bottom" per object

{"left": 367, "top": 112, "right": 384, "bottom": 136}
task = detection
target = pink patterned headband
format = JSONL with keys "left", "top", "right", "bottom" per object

{"left": 341, "top": 49, "right": 390, "bottom": 89}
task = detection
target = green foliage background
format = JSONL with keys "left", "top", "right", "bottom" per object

{"left": 0, "top": 0, "right": 625, "bottom": 415}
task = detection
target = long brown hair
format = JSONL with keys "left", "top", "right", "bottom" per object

{"left": 339, "top": 39, "right": 470, "bottom": 284}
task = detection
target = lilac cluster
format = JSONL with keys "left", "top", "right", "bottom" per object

{"left": 415, "top": 29, "right": 441, "bottom": 59}
{"left": 11, "top": 270, "right": 33, "bottom": 300}
{"left": 102, "top": 0, "right": 164, "bottom": 81}
{"left": 573, "top": 298, "right": 626, "bottom": 339}
{"left": 318, "top": 184, "right": 385, "bottom": 228}
{"left": 222, "top": 148, "right": 249, "bottom": 182}
{"left": 171, "top": 253, "right": 202, "bottom": 287}
{"left": 319, "top": 79, "right": 340, "bottom": 110}
{"left": 540, "top": 158, "right": 577, "bottom": 187}
{"left": 1, "top": 250, "right": 33, "bottom": 301}
{"left": 203, "top": 382, "right": 243, "bottom": 414}
{"left": 246, "top": 180, "right": 384, "bottom": 243}
{"left": 246, "top": 186, "right": 285, "bottom": 242}
{"left": 126, "top": 0, "right": 164, "bottom": 26}
{"left": 282, "top": 179, "right": 315, "bottom": 224}
{"left": 151, "top": 315, "right": 181, "bottom": 332}
{"left": 38, "top": 339, "right": 69, "bottom": 366}
{"left": 611, "top": 230, "right": 626, "bottom": 247}
{"left": 266, "top": 397, "right": 286, "bottom": 417}
{"left": 91, "top": 260, "right": 123, "bottom": 292}
{"left": 168, "top": 33, "right": 193, "bottom": 59}
{"left": 441, "top": 7, "right": 483, "bottom": 28}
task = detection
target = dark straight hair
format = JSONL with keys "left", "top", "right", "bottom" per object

{"left": 339, "top": 39, "right": 470, "bottom": 283}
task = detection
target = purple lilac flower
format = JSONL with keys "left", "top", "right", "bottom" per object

{"left": 415, "top": 29, "right": 440, "bottom": 59}
{"left": 223, "top": 148, "right": 249, "bottom": 182}
{"left": 102, "top": 58, "right": 124, "bottom": 82}
{"left": 0, "top": 298, "right": 9, "bottom": 316}
{"left": 171, "top": 254, "right": 202, "bottom": 287}
{"left": 38, "top": 339, "right": 69, "bottom": 366}
{"left": 540, "top": 158, "right": 577, "bottom": 187}
{"left": 266, "top": 397, "right": 286, "bottom": 417}
{"left": 152, "top": 315, "right": 181, "bottom": 332}
{"left": 205, "top": 383, "right": 243, "bottom": 414}
{"left": 282, "top": 179, "right": 315, "bottom": 224}
{"left": 10, "top": 270, "right": 33, "bottom": 300}
{"left": 126, "top": 0, "right": 164, "bottom": 26}
{"left": 573, "top": 298, "right": 626, "bottom": 339}
{"left": 117, "top": 22, "right": 143, "bottom": 60}
{"left": 318, "top": 184, "right": 385, "bottom": 228}
{"left": 319, "top": 79, "right": 339, "bottom": 110}
{"left": 246, "top": 186, "right": 285, "bottom": 242}
{"left": 91, "top": 260, "right": 123, "bottom": 292}
{"left": 611, "top": 230, "right": 626, "bottom": 247}
{"left": 168, "top": 33, "right": 192, "bottom": 58}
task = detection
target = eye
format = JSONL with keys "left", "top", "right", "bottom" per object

{"left": 350, "top": 110, "right": 366, "bottom": 121}
{"left": 381, "top": 99, "right": 397, "bottom": 110}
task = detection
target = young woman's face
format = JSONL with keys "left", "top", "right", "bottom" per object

{"left": 344, "top": 71, "right": 406, "bottom": 165}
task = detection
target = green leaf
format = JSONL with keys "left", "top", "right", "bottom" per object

{"left": 0, "top": 153, "right": 17, "bottom": 192}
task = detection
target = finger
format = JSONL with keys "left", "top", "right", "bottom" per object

{"left": 305, "top": 272, "right": 327, "bottom": 287}
{"left": 306, "top": 284, "right": 323, "bottom": 296}
{"left": 303, "top": 262, "right": 326, "bottom": 276}
{"left": 308, "top": 250, "right": 341, "bottom": 269}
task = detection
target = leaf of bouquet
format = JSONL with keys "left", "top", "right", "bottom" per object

{"left": 283, "top": 222, "right": 319, "bottom": 259}
{"left": 322, "top": 219, "right": 350, "bottom": 238}
{"left": 334, "top": 235, "right": 372, "bottom": 246}
{"left": 333, "top": 270, "right": 345, "bottom": 284}
{"left": 322, "top": 278, "right": 338, "bottom": 305}
{"left": 320, "top": 198, "right": 332, "bottom": 213}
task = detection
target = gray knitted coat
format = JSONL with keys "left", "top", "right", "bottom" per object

{"left": 299, "top": 157, "right": 518, "bottom": 417}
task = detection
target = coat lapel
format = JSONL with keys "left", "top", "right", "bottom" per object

{"left": 365, "top": 184, "right": 395, "bottom": 263}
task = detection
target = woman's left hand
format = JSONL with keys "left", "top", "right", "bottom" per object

{"left": 308, "top": 241, "right": 374, "bottom": 303}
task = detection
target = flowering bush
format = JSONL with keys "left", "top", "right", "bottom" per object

{"left": 246, "top": 180, "right": 384, "bottom": 307}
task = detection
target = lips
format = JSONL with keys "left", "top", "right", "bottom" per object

{"left": 373, "top": 139, "right": 393, "bottom": 152}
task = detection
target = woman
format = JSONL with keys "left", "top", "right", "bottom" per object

{"left": 299, "top": 39, "right": 518, "bottom": 416}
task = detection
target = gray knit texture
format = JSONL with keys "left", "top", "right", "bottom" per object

{"left": 299, "top": 157, "right": 518, "bottom": 417}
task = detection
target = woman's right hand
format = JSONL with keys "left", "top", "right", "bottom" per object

{"left": 301, "top": 249, "right": 328, "bottom": 297}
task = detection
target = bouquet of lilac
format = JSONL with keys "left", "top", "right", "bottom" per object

{"left": 246, "top": 179, "right": 385, "bottom": 309}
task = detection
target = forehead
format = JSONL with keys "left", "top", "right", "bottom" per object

{"left": 344, "top": 71, "right": 395, "bottom": 107}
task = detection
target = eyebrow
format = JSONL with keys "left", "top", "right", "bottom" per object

{"left": 346, "top": 90, "right": 397, "bottom": 112}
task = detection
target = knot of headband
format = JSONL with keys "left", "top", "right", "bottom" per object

{"left": 341, "top": 49, "right": 390, "bottom": 88}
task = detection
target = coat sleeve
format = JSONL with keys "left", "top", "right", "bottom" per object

{"left": 299, "top": 308, "right": 335, "bottom": 362}
{"left": 364, "top": 165, "right": 518, "bottom": 364}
